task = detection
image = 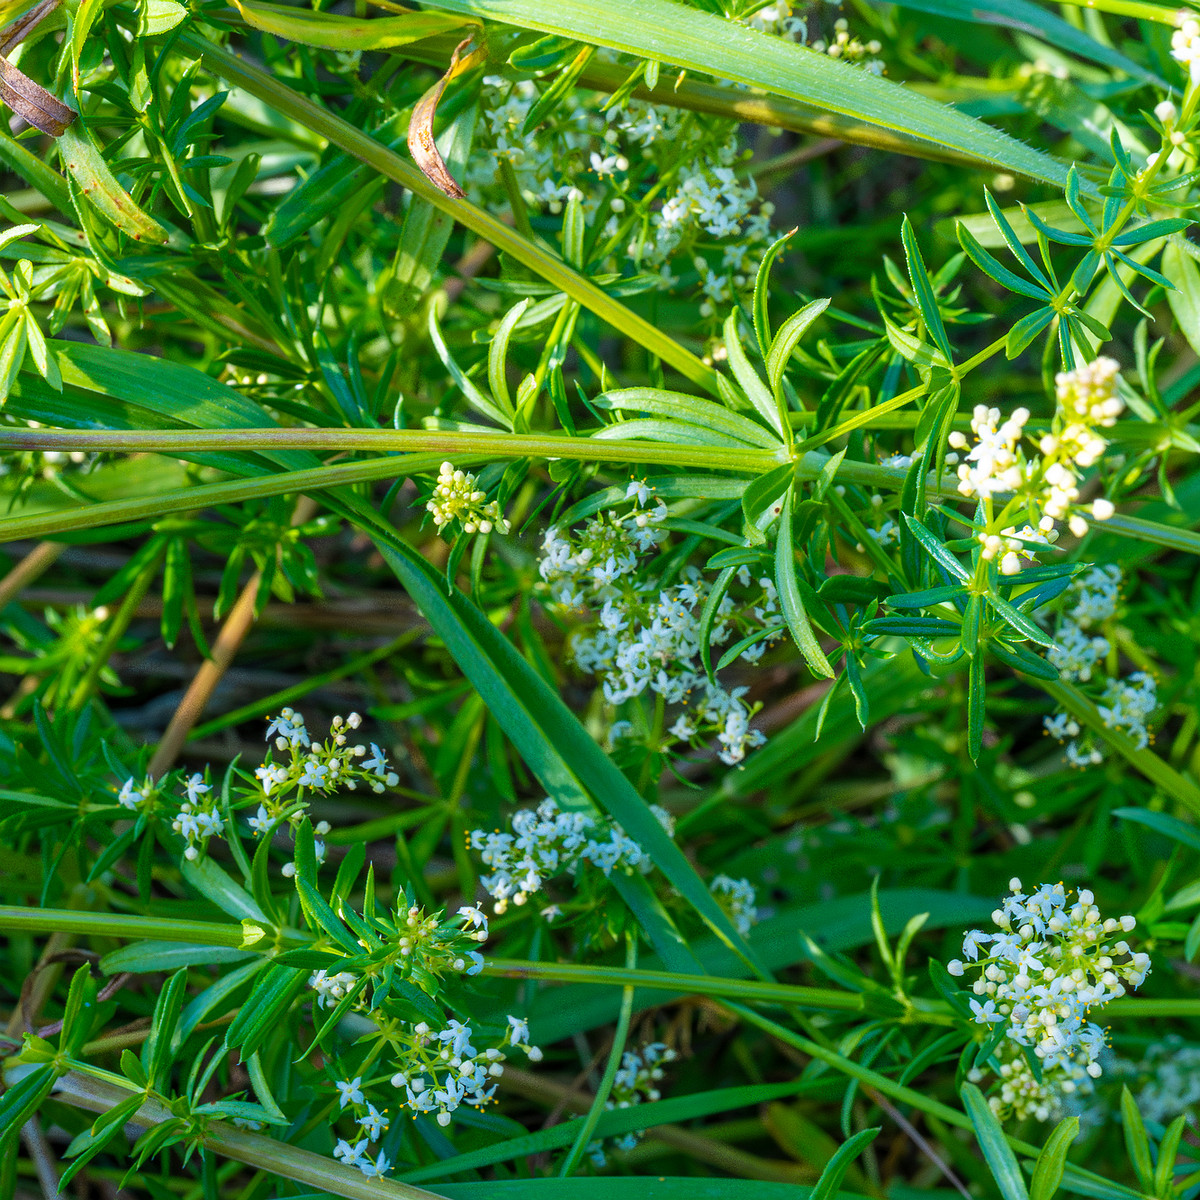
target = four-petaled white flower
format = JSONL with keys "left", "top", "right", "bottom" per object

{"left": 335, "top": 1077, "right": 365, "bottom": 1110}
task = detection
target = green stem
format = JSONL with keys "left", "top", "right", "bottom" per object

{"left": 1105, "top": 998, "right": 1200, "bottom": 1018}
{"left": 4, "top": 431, "right": 1197, "bottom": 560}
{"left": 557, "top": 934, "right": 637, "bottom": 1176}
{"left": 177, "top": 32, "right": 718, "bottom": 395}
{"left": 0, "top": 427, "right": 773, "bottom": 460}
{"left": 0, "top": 906, "right": 247, "bottom": 947}
{"left": 482, "top": 957, "right": 864, "bottom": 1011}
{"left": 51, "top": 1071, "right": 445, "bottom": 1200}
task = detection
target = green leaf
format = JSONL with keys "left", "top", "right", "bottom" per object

{"left": 0, "top": 128, "right": 73, "bottom": 217}
{"left": 775, "top": 489, "right": 834, "bottom": 679}
{"left": 901, "top": 514, "right": 969, "bottom": 582}
{"left": 488, "top": 299, "right": 530, "bottom": 421}
{"left": 887, "top": 584, "right": 966, "bottom": 609}
{"left": 967, "top": 650, "right": 985, "bottom": 763}
{"left": 223, "top": 963, "right": 308, "bottom": 1059}
{"left": 0, "top": 1066, "right": 55, "bottom": 1150}
{"left": 753, "top": 229, "right": 796, "bottom": 361}
{"left": 811, "top": 1127, "right": 880, "bottom": 1200}
{"left": 420, "top": 0, "right": 1076, "bottom": 187}
{"left": 141, "top": 968, "right": 188, "bottom": 1091}
{"left": 882, "top": 311, "right": 950, "bottom": 373}
{"left": 596, "top": 387, "right": 781, "bottom": 449}
{"left": 989, "top": 592, "right": 1056, "bottom": 649}
{"left": 138, "top": 0, "right": 187, "bottom": 34}
{"left": 961, "top": 1082, "right": 1030, "bottom": 1200}
{"left": 179, "top": 958, "right": 266, "bottom": 1044}
{"left": 699, "top": 565, "right": 737, "bottom": 683}
{"left": 1119, "top": 1087, "right": 1154, "bottom": 1193}
{"left": 957, "top": 222, "right": 1051, "bottom": 301}
{"left": 71, "top": 0, "right": 108, "bottom": 94}
{"left": 230, "top": 0, "right": 473, "bottom": 48}
{"left": 766, "top": 298, "right": 829, "bottom": 400}
{"left": 1030, "top": 1116, "right": 1079, "bottom": 1200}
{"left": 901, "top": 216, "right": 953, "bottom": 363}
{"left": 1154, "top": 1114, "right": 1187, "bottom": 1196}
{"left": 1113, "top": 218, "right": 1191, "bottom": 246}
{"left": 182, "top": 855, "right": 268, "bottom": 923}
{"left": 100, "top": 942, "right": 257, "bottom": 974}
{"left": 60, "top": 964, "right": 97, "bottom": 1055}
{"left": 1163, "top": 240, "right": 1200, "bottom": 360}
{"left": 59, "top": 124, "right": 168, "bottom": 245}
{"left": 989, "top": 640, "right": 1058, "bottom": 681}
{"left": 429, "top": 304, "right": 511, "bottom": 427}
{"left": 1113, "top": 807, "right": 1200, "bottom": 853}
{"left": 723, "top": 310, "right": 783, "bottom": 439}
{"left": 60, "top": 1093, "right": 145, "bottom": 1191}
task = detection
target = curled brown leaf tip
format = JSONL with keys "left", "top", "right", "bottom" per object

{"left": 407, "top": 37, "right": 483, "bottom": 200}
{"left": 0, "top": 0, "right": 76, "bottom": 137}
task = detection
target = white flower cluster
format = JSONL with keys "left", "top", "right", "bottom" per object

{"left": 426, "top": 462, "right": 510, "bottom": 536}
{"left": 116, "top": 775, "right": 157, "bottom": 814}
{"left": 969, "top": 1041, "right": 1096, "bottom": 1123}
{"left": 309, "top": 899, "right": 541, "bottom": 1175}
{"left": 1172, "top": 16, "right": 1200, "bottom": 83}
{"left": 587, "top": 1042, "right": 678, "bottom": 1166}
{"left": 1042, "top": 568, "right": 1158, "bottom": 766}
{"left": 117, "top": 772, "right": 223, "bottom": 862}
{"left": 810, "top": 18, "right": 884, "bottom": 73}
{"left": 946, "top": 360, "right": 1124, "bottom": 572}
{"left": 746, "top": 7, "right": 883, "bottom": 72}
{"left": 540, "top": 483, "right": 778, "bottom": 765}
{"left": 948, "top": 880, "right": 1149, "bottom": 1119}
{"left": 330, "top": 1014, "right": 538, "bottom": 1175}
{"left": 710, "top": 874, "right": 759, "bottom": 936}
{"left": 388, "top": 1014, "right": 540, "bottom": 1133}
{"left": 249, "top": 709, "right": 400, "bottom": 875}
{"left": 1047, "top": 565, "right": 1118, "bottom": 684}
{"left": 465, "top": 74, "right": 778, "bottom": 318}
{"left": 1096, "top": 673, "right": 1158, "bottom": 750}
{"left": 467, "top": 796, "right": 675, "bottom": 914}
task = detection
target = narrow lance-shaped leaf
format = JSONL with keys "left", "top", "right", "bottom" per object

{"left": 1029, "top": 1115, "right": 1079, "bottom": 1200}
{"left": 1119, "top": 1086, "right": 1154, "bottom": 1193}
{"left": 723, "top": 310, "right": 784, "bottom": 439}
{"left": 59, "top": 124, "right": 168, "bottom": 244}
{"left": 766, "top": 297, "right": 829, "bottom": 399}
{"left": 961, "top": 1082, "right": 1030, "bottom": 1200}
{"left": 811, "top": 1127, "right": 881, "bottom": 1200}
{"left": 902, "top": 215, "right": 953, "bottom": 363}
{"left": 776, "top": 488, "right": 835, "bottom": 679}
{"left": 753, "top": 228, "right": 796, "bottom": 361}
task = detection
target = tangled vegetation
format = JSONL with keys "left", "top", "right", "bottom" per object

{"left": 2, "top": 0, "right": 1200, "bottom": 1198}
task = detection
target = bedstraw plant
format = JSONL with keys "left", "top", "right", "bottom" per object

{"left": 2, "top": 0, "right": 1200, "bottom": 1198}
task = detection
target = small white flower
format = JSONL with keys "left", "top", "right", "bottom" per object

{"left": 335, "top": 1076, "right": 364, "bottom": 1110}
